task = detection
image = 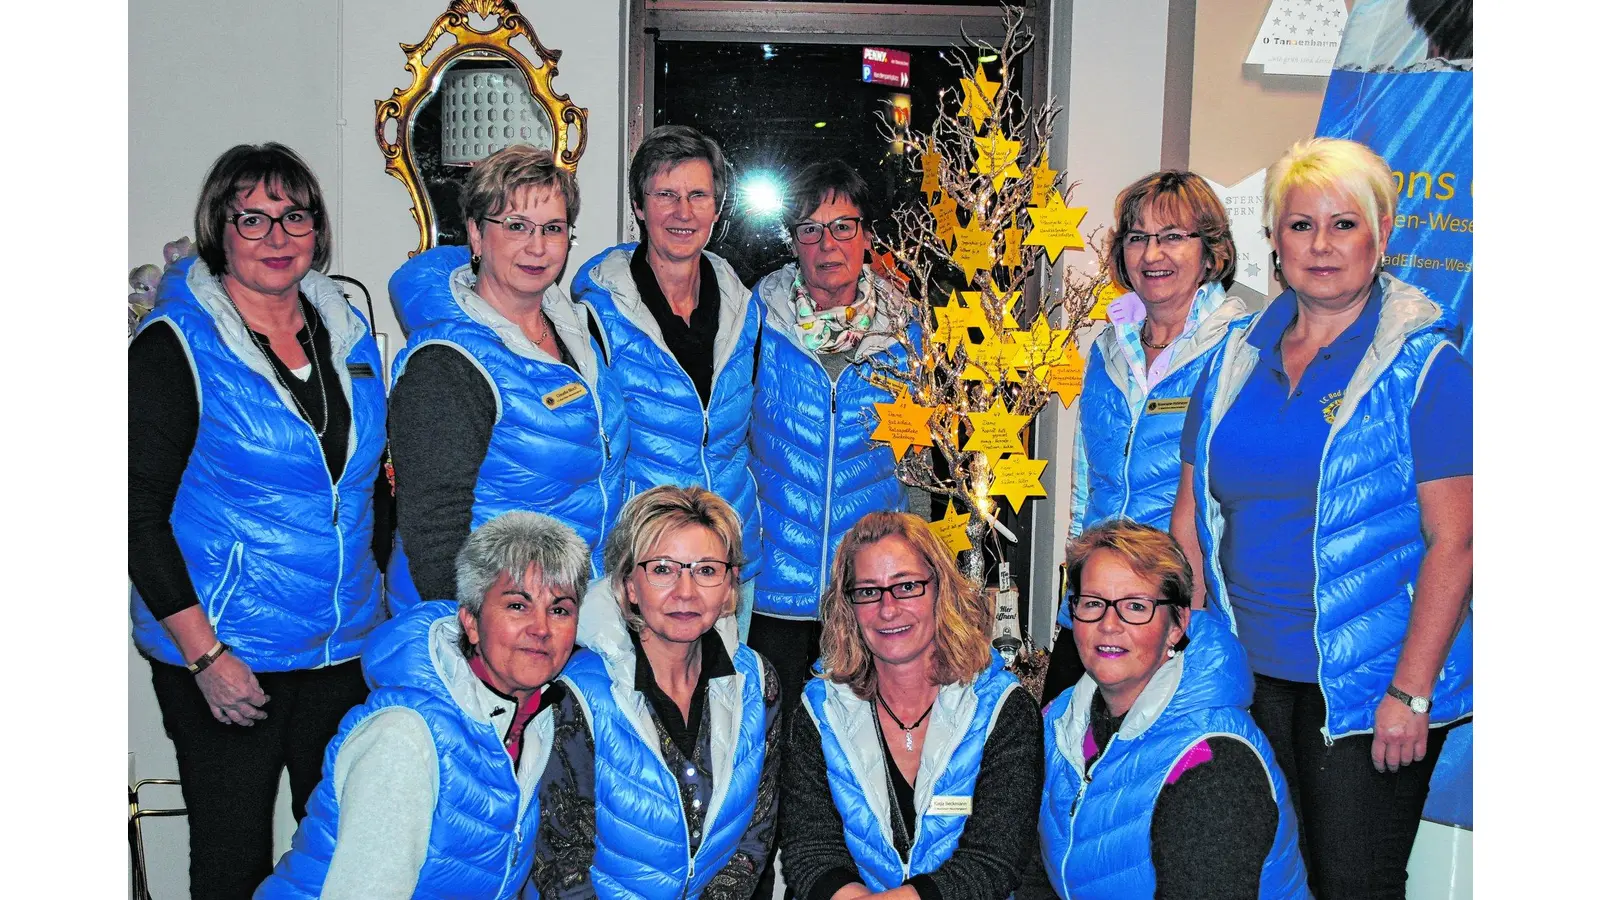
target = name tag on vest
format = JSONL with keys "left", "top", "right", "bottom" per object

{"left": 347, "top": 362, "right": 376, "bottom": 378}
{"left": 543, "top": 382, "right": 589, "bottom": 410}
{"left": 928, "top": 795, "right": 972, "bottom": 816}
{"left": 1145, "top": 398, "right": 1189, "bottom": 415}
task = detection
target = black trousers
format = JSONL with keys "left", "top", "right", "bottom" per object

{"left": 149, "top": 658, "right": 369, "bottom": 900}
{"left": 745, "top": 612, "right": 823, "bottom": 900}
{"left": 1249, "top": 673, "right": 1449, "bottom": 900}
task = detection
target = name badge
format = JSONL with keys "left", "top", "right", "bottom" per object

{"left": 347, "top": 362, "right": 376, "bottom": 378}
{"left": 928, "top": 795, "right": 972, "bottom": 816}
{"left": 1145, "top": 398, "right": 1189, "bottom": 415}
{"left": 542, "top": 382, "right": 589, "bottom": 410}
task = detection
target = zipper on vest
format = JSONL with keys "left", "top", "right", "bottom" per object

{"left": 1070, "top": 734, "right": 1116, "bottom": 816}
{"left": 817, "top": 379, "right": 841, "bottom": 597}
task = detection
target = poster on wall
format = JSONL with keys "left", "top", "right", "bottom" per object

{"left": 1203, "top": 169, "right": 1271, "bottom": 298}
{"left": 1246, "top": 0, "right": 1350, "bottom": 76}
{"left": 1316, "top": 0, "right": 1473, "bottom": 360}
{"left": 1316, "top": 0, "right": 1473, "bottom": 830}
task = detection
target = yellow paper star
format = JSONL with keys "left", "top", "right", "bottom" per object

{"left": 931, "top": 194, "right": 959, "bottom": 249}
{"left": 1030, "top": 151, "right": 1058, "bottom": 207}
{"left": 951, "top": 219, "right": 997, "bottom": 284}
{"left": 931, "top": 290, "right": 975, "bottom": 349}
{"left": 958, "top": 66, "right": 1001, "bottom": 127}
{"left": 960, "top": 334, "right": 1012, "bottom": 381}
{"left": 1023, "top": 191, "right": 1088, "bottom": 264}
{"left": 870, "top": 389, "right": 936, "bottom": 460}
{"left": 1002, "top": 222, "right": 1024, "bottom": 268}
{"left": 990, "top": 453, "right": 1049, "bottom": 514}
{"left": 930, "top": 506, "right": 973, "bottom": 556}
{"left": 962, "top": 397, "right": 1030, "bottom": 466}
{"left": 1047, "top": 342, "right": 1087, "bottom": 406}
{"left": 971, "top": 131, "right": 1023, "bottom": 188}
{"left": 1088, "top": 280, "right": 1118, "bottom": 321}
{"left": 920, "top": 150, "right": 943, "bottom": 202}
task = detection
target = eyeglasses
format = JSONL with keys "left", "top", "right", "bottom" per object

{"left": 794, "top": 216, "right": 864, "bottom": 245}
{"left": 1123, "top": 230, "right": 1201, "bottom": 248}
{"left": 637, "top": 557, "right": 732, "bottom": 588}
{"left": 644, "top": 189, "right": 716, "bottom": 210}
{"left": 481, "top": 216, "right": 571, "bottom": 242}
{"left": 230, "top": 209, "right": 317, "bottom": 241}
{"left": 1067, "top": 593, "right": 1179, "bottom": 626}
{"left": 846, "top": 579, "right": 930, "bottom": 605}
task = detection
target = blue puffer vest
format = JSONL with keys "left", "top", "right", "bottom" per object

{"left": 385, "top": 245, "right": 629, "bottom": 604}
{"left": 258, "top": 602, "right": 548, "bottom": 899}
{"left": 560, "top": 582, "right": 768, "bottom": 897}
{"left": 571, "top": 243, "right": 764, "bottom": 582}
{"left": 130, "top": 256, "right": 386, "bottom": 671}
{"left": 1062, "top": 287, "right": 1246, "bottom": 627}
{"left": 749, "top": 264, "right": 913, "bottom": 620}
{"left": 1038, "top": 608, "right": 1310, "bottom": 899}
{"left": 802, "top": 652, "right": 1017, "bottom": 890}
{"left": 1189, "top": 274, "right": 1472, "bottom": 739}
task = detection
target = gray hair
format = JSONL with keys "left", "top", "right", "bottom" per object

{"left": 455, "top": 512, "right": 591, "bottom": 621}
{"left": 628, "top": 124, "right": 728, "bottom": 214}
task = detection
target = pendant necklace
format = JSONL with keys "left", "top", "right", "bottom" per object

{"left": 223, "top": 286, "right": 330, "bottom": 438}
{"left": 876, "top": 692, "right": 937, "bottom": 752}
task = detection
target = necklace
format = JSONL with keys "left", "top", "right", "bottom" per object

{"left": 876, "top": 691, "right": 937, "bottom": 752}
{"left": 1140, "top": 320, "right": 1174, "bottom": 351}
{"left": 223, "top": 286, "right": 330, "bottom": 438}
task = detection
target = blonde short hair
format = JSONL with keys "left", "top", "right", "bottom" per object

{"left": 462, "top": 144, "right": 580, "bottom": 228}
{"left": 819, "top": 512, "right": 994, "bottom": 699}
{"left": 1263, "top": 137, "right": 1397, "bottom": 241}
{"left": 602, "top": 485, "right": 744, "bottom": 632}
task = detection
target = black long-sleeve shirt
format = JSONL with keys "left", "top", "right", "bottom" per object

{"left": 780, "top": 686, "right": 1046, "bottom": 900}
{"left": 128, "top": 314, "right": 393, "bottom": 621}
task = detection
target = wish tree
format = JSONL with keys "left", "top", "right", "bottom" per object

{"left": 863, "top": 6, "right": 1115, "bottom": 587}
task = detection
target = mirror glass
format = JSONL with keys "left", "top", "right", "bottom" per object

{"left": 412, "top": 55, "right": 554, "bottom": 246}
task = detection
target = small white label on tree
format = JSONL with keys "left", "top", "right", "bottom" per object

{"left": 929, "top": 795, "right": 973, "bottom": 816}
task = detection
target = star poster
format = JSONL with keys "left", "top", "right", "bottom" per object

{"left": 1246, "top": 0, "right": 1350, "bottom": 76}
{"left": 1203, "top": 168, "right": 1271, "bottom": 297}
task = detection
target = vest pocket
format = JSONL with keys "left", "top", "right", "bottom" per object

{"left": 205, "top": 541, "right": 246, "bottom": 629}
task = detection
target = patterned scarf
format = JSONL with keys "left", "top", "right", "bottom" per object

{"left": 793, "top": 268, "right": 878, "bottom": 354}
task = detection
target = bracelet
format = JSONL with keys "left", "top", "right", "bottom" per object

{"left": 186, "top": 641, "right": 229, "bottom": 674}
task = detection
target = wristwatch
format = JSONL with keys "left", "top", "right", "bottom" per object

{"left": 187, "top": 641, "right": 230, "bottom": 675}
{"left": 1386, "top": 683, "right": 1432, "bottom": 714}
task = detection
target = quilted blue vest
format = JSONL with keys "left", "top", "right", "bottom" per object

{"left": 1189, "top": 274, "right": 1473, "bottom": 739}
{"left": 802, "top": 653, "right": 1017, "bottom": 890}
{"left": 129, "top": 256, "right": 386, "bottom": 672}
{"left": 258, "top": 602, "right": 546, "bottom": 899}
{"left": 749, "top": 264, "right": 912, "bottom": 620}
{"left": 571, "top": 243, "right": 765, "bottom": 582}
{"left": 560, "top": 585, "right": 768, "bottom": 897}
{"left": 1062, "top": 290, "right": 1245, "bottom": 627}
{"left": 1038, "top": 608, "right": 1310, "bottom": 900}
{"left": 385, "top": 245, "right": 629, "bottom": 605}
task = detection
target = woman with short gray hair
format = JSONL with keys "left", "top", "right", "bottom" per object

{"left": 258, "top": 511, "right": 589, "bottom": 899}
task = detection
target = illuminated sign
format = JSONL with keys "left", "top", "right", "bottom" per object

{"left": 862, "top": 47, "right": 910, "bottom": 88}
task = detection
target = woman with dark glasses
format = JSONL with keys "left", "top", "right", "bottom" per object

{"left": 780, "top": 512, "right": 1043, "bottom": 900}
{"left": 530, "top": 485, "right": 781, "bottom": 898}
{"left": 1038, "top": 520, "right": 1309, "bottom": 900}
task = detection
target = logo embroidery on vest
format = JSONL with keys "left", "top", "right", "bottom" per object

{"left": 1320, "top": 390, "right": 1344, "bottom": 424}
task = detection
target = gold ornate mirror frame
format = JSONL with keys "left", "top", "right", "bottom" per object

{"left": 375, "top": 0, "right": 588, "bottom": 256}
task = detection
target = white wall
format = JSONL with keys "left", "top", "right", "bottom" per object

{"left": 128, "top": 2, "right": 625, "bottom": 895}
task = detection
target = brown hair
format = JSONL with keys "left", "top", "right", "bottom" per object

{"left": 1061, "top": 519, "right": 1192, "bottom": 633}
{"left": 463, "top": 144, "right": 581, "bottom": 229}
{"left": 193, "top": 142, "right": 331, "bottom": 276}
{"left": 1108, "top": 170, "right": 1236, "bottom": 293}
{"left": 602, "top": 485, "right": 744, "bottom": 632}
{"left": 819, "top": 512, "right": 994, "bottom": 699}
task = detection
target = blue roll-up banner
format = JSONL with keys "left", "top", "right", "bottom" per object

{"left": 1316, "top": 0, "right": 1472, "bottom": 829}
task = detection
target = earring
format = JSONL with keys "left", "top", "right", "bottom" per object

{"left": 470, "top": 254, "right": 482, "bottom": 273}
{"left": 1166, "top": 646, "right": 1177, "bottom": 659}
{"left": 1270, "top": 251, "right": 1283, "bottom": 283}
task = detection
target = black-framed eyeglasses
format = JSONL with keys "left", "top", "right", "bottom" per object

{"left": 481, "top": 216, "right": 571, "bottom": 243}
{"left": 230, "top": 209, "right": 318, "bottom": 241}
{"left": 794, "top": 216, "right": 863, "bottom": 245}
{"left": 1123, "top": 230, "right": 1201, "bottom": 248}
{"left": 1067, "top": 593, "right": 1180, "bottom": 626}
{"left": 637, "top": 557, "right": 732, "bottom": 588}
{"left": 846, "top": 579, "right": 930, "bottom": 605}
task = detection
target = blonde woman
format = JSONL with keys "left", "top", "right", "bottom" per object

{"left": 531, "top": 486, "right": 781, "bottom": 898}
{"left": 1173, "top": 137, "right": 1472, "bottom": 899}
{"left": 779, "top": 512, "right": 1043, "bottom": 900}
